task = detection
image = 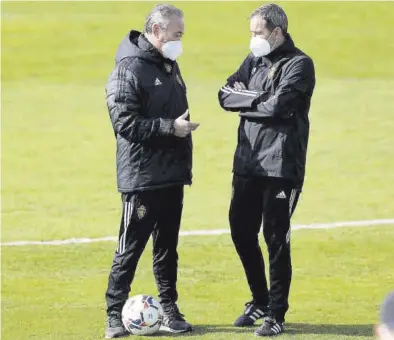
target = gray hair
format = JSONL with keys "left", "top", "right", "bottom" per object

{"left": 144, "top": 4, "right": 183, "bottom": 34}
{"left": 250, "top": 4, "right": 288, "bottom": 34}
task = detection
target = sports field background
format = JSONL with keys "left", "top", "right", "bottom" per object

{"left": 1, "top": 1, "right": 394, "bottom": 339}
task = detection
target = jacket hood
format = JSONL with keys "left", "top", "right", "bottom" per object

{"left": 115, "top": 30, "right": 164, "bottom": 64}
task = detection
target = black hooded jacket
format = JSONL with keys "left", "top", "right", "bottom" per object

{"left": 218, "top": 36, "right": 315, "bottom": 186}
{"left": 105, "top": 30, "right": 192, "bottom": 193}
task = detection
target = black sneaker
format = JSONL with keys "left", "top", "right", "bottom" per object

{"left": 254, "top": 317, "right": 284, "bottom": 337}
{"left": 234, "top": 301, "right": 268, "bottom": 327}
{"left": 160, "top": 302, "right": 192, "bottom": 333}
{"left": 105, "top": 312, "right": 129, "bottom": 339}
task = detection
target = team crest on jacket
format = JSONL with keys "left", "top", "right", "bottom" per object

{"left": 268, "top": 65, "right": 277, "bottom": 79}
{"left": 164, "top": 63, "right": 172, "bottom": 73}
{"left": 136, "top": 205, "right": 147, "bottom": 220}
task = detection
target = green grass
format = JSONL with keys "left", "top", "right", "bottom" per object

{"left": 1, "top": 1, "right": 394, "bottom": 339}
{"left": 2, "top": 226, "right": 394, "bottom": 340}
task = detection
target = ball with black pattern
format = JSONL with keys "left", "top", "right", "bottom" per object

{"left": 121, "top": 294, "right": 164, "bottom": 335}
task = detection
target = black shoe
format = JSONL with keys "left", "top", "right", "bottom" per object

{"left": 160, "top": 302, "right": 192, "bottom": 333}
{"left": 234, "top": 301, "right": 268, "bottom": 327}
{"left": 254, "top": 317, "right": 284, "bottom": 337}
{"left": 105, "top": 312, "right": 129, "bottom": 339}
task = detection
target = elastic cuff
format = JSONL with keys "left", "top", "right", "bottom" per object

{"left": 158, "top": 119, "right": 175, "bottom": 136}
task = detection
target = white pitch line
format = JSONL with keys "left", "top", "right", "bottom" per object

{"left": 1, "top": 219, "right": 393, "bottom": 247}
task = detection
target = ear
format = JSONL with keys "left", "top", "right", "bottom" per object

{"left": 152, "top": 23, "right": 160, "bottom": 38}
{"left": 273, "top": 27, "right": 282, "bottom": 37}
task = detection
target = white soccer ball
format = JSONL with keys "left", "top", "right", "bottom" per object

{"left": 121, "top": 295, "right": 164, "bottom": 336}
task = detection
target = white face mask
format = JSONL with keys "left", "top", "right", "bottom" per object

{"left": 249, "top": 30, "right": 276, "bottom": 57}
{"left": 162, "top": 40, "right": 183, "bottom": 61}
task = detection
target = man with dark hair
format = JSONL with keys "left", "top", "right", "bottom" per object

{"left": 104, "top": 3, "right": 198, "bottom": 338}
{"left": 218, "top": 3, "right": 315, "bottom": 337}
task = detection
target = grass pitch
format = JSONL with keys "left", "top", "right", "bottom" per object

{"left": 2, "top": 1, "right": 394, "bottom": 339}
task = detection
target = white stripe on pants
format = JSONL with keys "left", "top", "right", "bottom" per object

{"left": 117, "top": 201, "right": 133, "bottom": 254}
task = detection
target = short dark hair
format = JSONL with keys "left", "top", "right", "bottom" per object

{"left": 250, "top": 4, "right": 288, "bottom": 34}
{"left": 144, "top": 4, "right": 183, "bottom": 34}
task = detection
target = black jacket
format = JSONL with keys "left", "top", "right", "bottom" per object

{"left": 106, "top": 31, "right": 192, "bottom": 193}
{"left": 218, "top": 35, "right": 315, "bottom": 187}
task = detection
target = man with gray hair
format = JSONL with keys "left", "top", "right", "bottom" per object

{"left": 218, "top": 3, "right": 315, "bottom": 337}
{"left": 104, "top": 3, "right": 198, "bottom": 338}
{"left": 376, "top": 291, "right": 394, "bottom": 339}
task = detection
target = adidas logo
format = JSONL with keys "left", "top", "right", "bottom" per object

{"left": 276, "top": 191, "right": 287, "bottom": 199}
{"left": 154, "top": 78, "right": 162, "bottom": 86}
{"left": 270, "top": 322, "right": 283, "bottom": 335}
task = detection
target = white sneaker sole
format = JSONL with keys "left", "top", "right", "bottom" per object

{"left": 160, "top": 325, "right": 192, "bottom": 333}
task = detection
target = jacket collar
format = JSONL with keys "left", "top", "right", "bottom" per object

{"left": 265, "top": 33, "right": 296, "bottom": 61}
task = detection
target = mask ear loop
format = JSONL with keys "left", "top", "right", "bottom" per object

{"left": 268, "top": 27, "right": 278, "bottom": 52}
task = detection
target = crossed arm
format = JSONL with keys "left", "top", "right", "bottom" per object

{"left": 218, "top": 56, "right": 315, "bottom": 119}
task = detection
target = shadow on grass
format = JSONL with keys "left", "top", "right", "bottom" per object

{"left": 154, "top": 323, "right": 374, "bottom": 337}
{"left": 286, "top": 323, "right": 374, "bottom": 337}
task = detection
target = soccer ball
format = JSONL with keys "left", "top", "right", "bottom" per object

{"left": 121, "top": 295, "right": 164, "bottom": 335}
